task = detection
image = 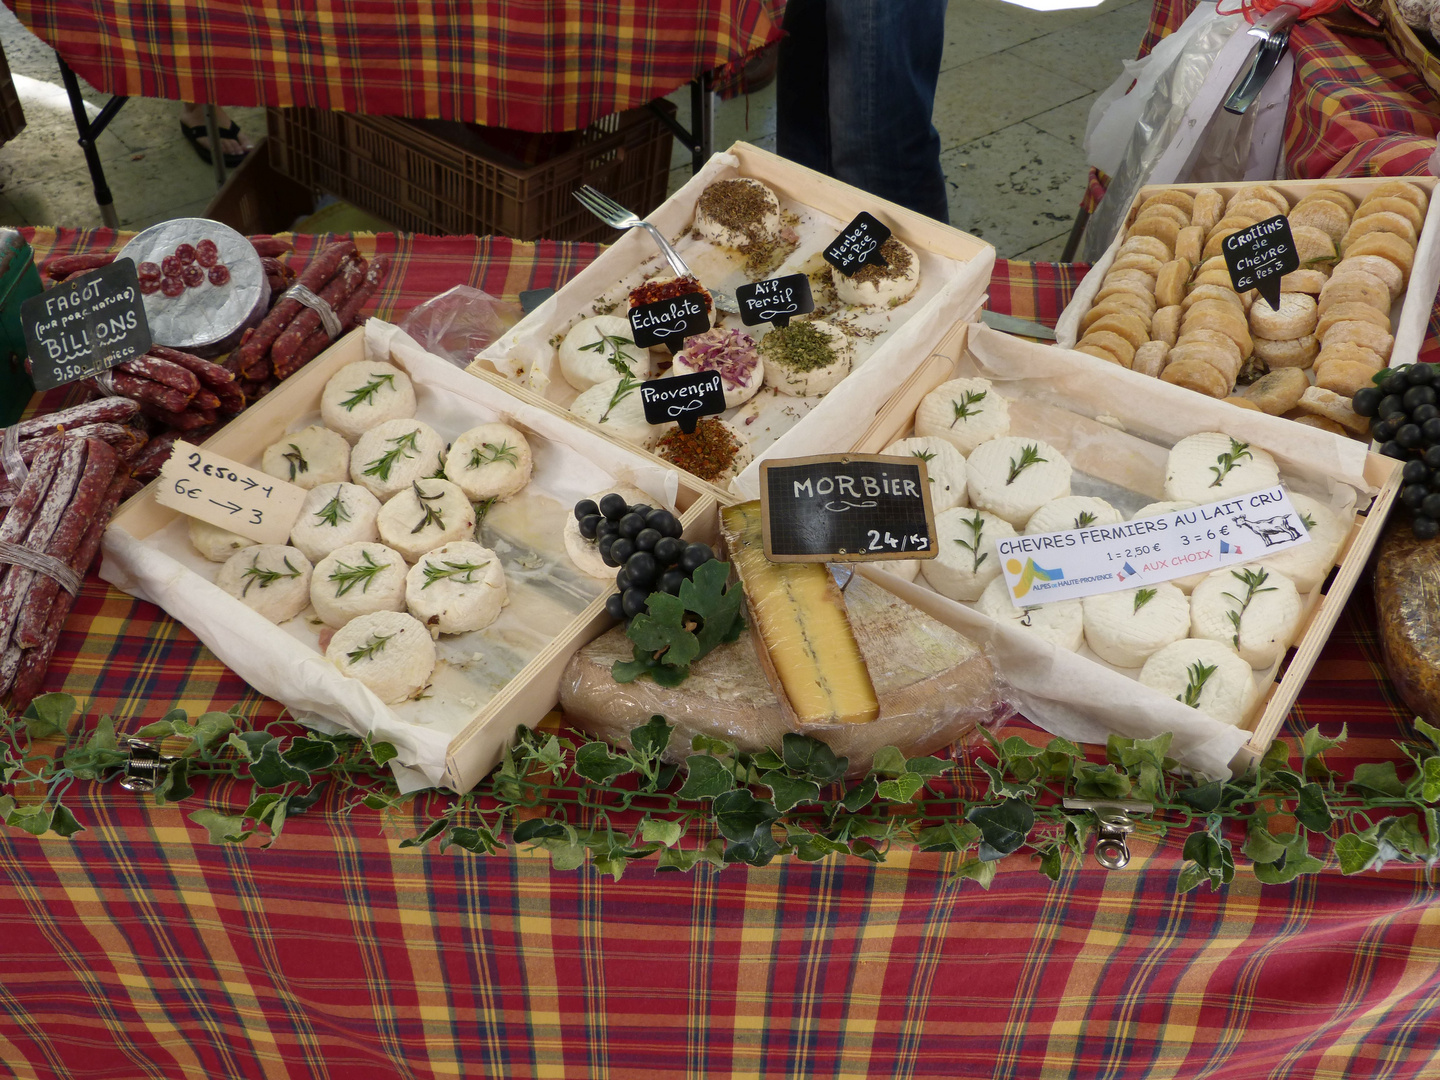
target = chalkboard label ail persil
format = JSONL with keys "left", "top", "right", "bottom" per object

{"left": 736, "top": 272, "right": 815, "bottom": 329}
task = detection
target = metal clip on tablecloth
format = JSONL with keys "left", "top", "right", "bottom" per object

{"left": 1062, "top": 798, "right": 1155, "bottom": 869}
{"left": 120, "top": 738, "right": 180, "bottom": 792}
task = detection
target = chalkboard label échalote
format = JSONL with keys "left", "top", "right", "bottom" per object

{"left": 735, "top": 272, "right": 815, "bottom": 328}
{"left": 759, "top": 453, "right": 938, "bottom": 563}
{"left": 1222, "top": 213, "right": 1300, "bottom": 312}
{"left": 22, "top": 258, "right": 152, "bottom": 391}
{"left": 628, "top": 291, "right": 712, "bottom": 351}
{"left": 823, "top": 212, "right": 893, "bottom": 277}
{"left": 640, "top": 369, "right": 727, "bottom": 433}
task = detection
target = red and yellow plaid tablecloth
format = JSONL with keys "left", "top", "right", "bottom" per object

{"left": 3, "top": 230, "right": 1439, "bottom": 1079}
{"left": 2, "top": 0, "right": 783, "bottom": 131}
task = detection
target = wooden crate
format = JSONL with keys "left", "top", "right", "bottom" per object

{"left": 104, "top": 328, "right": 718, "bottom": 793}
{"left": 472, "top": 140, "right": 994, "bottom": 501}
{"left": 852, "top": 322, "right": 1402, "bottom": 775}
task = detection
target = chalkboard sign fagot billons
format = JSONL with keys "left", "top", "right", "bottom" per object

{"left": 22, "top": 258, "right": 152, "bottom": 391}
{"left": 760, "top": 454, "right": 938, "bottom": 562}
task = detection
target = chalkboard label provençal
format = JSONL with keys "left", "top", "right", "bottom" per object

{"left": 640, "top": 369, "right": 727, "bottom": 434}
{"left": 22, "top": 259, "right": 152, "bottom": 391}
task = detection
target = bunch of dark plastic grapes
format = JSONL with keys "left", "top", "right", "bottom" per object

{"left": 573, "top": 493, "right": 716, "bottom": 621}
{"left": 1352, "top": 363, "right": 1440, "bottom": 540}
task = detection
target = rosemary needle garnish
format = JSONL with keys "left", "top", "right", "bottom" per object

{"left": 340, "top": 372, "right": 396, "bottom": 411}
{"left": 599, "top": 373, "right": 641, "bottom": 424}
{"left": 346, "top": 632, "right": 394, "bottom": 664}
{"left": 1177, "top": 661, "right": 1218, "bottom": 707}
{"left": 1221, "top": 567, "right": 1276, "bottom": 648}
{"left": 362, "top": 429, "right": 422, "bottom": 481}
{"left": 1133, "top": 587, "right": 1157, "bottom": 614}
{"left": 1076, "top": 511, "right": 1098, "bottom": 529}
{"left": 421, "top": 558, "right": 490, "bottom": 589}
{"left": 240, "top": 556, "right": 302, "bottom": 597}
{"left": 328, "top": 550, "right": 387, "bottom": 596}
{"left": 281, "top": 443, "right": 309, "bottom": 482}
{"left": 1006, "top": 444, "right": 1046, "bottom": 485}
{"left": 1208, "top": 438, "right": 1253, "bottom": 488}
{"left": 578, "top": 332, "right": 639, "bottom": 378}
{"left": 410, "top": 481, "right": 446, "bottom": 534}
{"left": 954, "top": 511, "right": 988, "bottom": 573}
{"left": 314, "top": 493, "right": 352, "bottom": 528}
{"left": 949, "top": 389, "right": 987, "bottom": 428}
{"left": 468, "top": 440, "right": 519, "bottom": 469}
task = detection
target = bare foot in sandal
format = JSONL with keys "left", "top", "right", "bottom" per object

{"left": 179, "top": 103, "right": 254, "bottom": 167}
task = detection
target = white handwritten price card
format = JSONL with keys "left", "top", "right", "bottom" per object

{"left": 156, "top": 441, "right": 306, "bottom": 545}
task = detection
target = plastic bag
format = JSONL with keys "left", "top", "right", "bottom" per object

{"left": 397, "top": 284, "right": 523, "bottom": 369}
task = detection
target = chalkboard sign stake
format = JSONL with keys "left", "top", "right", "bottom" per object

{"left": 22, "top": 259, "right": 152, "bottom": 391}
{"left": 1221, "top": 213, "right": 1299, "bottom": 312}
{"left": 736, "top": 272, "right": 815, "bottom": 329}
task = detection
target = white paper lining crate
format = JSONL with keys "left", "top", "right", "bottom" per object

{"left": 1056, "top": 177, "right": 1440, "bottom": 379}
{"left": 101, "top": 325, "right": 719, "bottom": 793}
{"left": 849, "top": 322, "right": 1401, "bottom": 777}
{"left": 473, "top": 141, "right": 996, "bottom": 501}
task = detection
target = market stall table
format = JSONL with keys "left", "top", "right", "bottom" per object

{"left": 3, "top": 228, "right": 1439, "bottom": 1079}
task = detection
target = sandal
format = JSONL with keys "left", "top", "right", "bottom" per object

{"left": 180, "top": 120, "right": 250, "bottom": 168}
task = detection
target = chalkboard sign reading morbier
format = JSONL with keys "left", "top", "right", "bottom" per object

{"left": 1222, "top": 214, "right": 1299, "bottom": 312}
{"left": 736, "top": 272, "right": 814, "bottom": 328}
{"left": 22, "top": 259, "right": 151, "bottom": 391}
{"left": 759, "top": 454, "right": 938, "bottom": 562}
{"left": 628, "top": 292, "right": 711, "bottom": 351}
{"left": 823, "top": 212, "right": 892, "bottom": 276}
{"left": 640, "top": 370, "right": 727, "bottom": 434}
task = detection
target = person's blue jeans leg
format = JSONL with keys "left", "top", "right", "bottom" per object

{"left": 777, "top": 0, "right": 950, "bottom": 224}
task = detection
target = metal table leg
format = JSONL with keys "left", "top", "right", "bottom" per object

{"left": 204, "top": 104, "right": 228, "bottom": 186}
{"left": 56, "top": 56, "right": 127, "bottom": 228}
{"left": 646, "top": 71, "right": 716, "bottom": 177}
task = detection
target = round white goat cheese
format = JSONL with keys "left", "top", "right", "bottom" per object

{"left": 920, "top": 507, "right": 1016, "bottom": 602}
{"left": 406, "top": 541, "right": 507, "bottom": 635}
{"left": 289, "top": 482, "right": 382, "bottom": 563}
{"left": 976, "top": 575, "right": 1083, "bottom": 651}
{"left": 189, "top": 518, "right": 256, "bottom": 563}
{"left": 1139, "top": 638, "right": 1259, "bottom": 726}
{"left": 1081, "top": 583, "right": 1190, "bottom": 667}
{"left": 967, "top": 436, "right": 1072, "bottom": 528}
{"left": 216, "top": 544, "right": 312, "bottom": 624}
{"left": 882, "top": 436, "right": 967, "bottom": 512}
{"left": 320, "top": 360, "right": 416, "bottom": 442}
{"left": 914, "top": 377, "right": 1009, "bottom": 455}
{"left": 310, "top": 541, "right": 409, "bottom": 628}
{"left": 350, "top": 419, "right": 446, "bottom": 502}
{"left": 376, "top": 477, "right": 478, "bottom": 563}
{"left": 1189, "top": 563, "right": 1302, "bottom": 669}
{"left": 1025, "top": 496, "right": 1122, "bottom": 535}
{"left": 446, "top": 422, "right": 533, "bottom": 502}
{"left": 1255, "top": 493, "right": 1345, "bottom": 594}
{"left": 261, "top": 425, "right": 351, "bottom": 490}
{"left": 1163, "top": 431, "right": 1280, "bottom": 503}
{"left": 558, "top": 315, "right": 651, "bottom": 391}
{"left": 326, "top": 609, "right": 436, "bottom": 705}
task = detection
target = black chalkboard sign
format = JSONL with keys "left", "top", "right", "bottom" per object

{"left": 759, "top": 453, "right": 938, "bottom": 562}
{"left": 628, "top": 292, "right": 711, "bottom": 351}
{"left": 736, "top": 273, "right": 815, "bottom": 329}
{"left": 23, "top": 259, "right": 151, "bottom": 391}
{"left": 823, "top": 212, "right": 892, "bottom": 277}
{"left": 640, "top": 370, "right": 726, "bottom": 434}
{"left": 1222, "top": 214, "right": 1299, "bottom": 312}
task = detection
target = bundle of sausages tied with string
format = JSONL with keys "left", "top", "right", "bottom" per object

{"left": 0, "top": 399, "right": 149, "bottom": 513}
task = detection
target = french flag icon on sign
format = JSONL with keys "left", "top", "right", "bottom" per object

{"left": 1116, "top": 562, "right": 1138, "bottom": 581}
{"left": 1220, "top": 540, "right": 1241, "bottom": 555}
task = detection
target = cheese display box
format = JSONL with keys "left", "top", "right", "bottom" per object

{"left": 100, "top": 322, "right": 719, "bottom": 793}
{"left": 849, "top": 323, "right": 1401, "bottom": 776}
{"left": 473, "top": 141, "right": 996, "bottom": 500}
{"left": 1055, "top": 177, "right": 1440, "bottom": 440}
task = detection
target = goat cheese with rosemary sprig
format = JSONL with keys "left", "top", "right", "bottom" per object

{"left": 914, "top": 377, "right": 1009, "bottom": 454}
{"left": 558, "top": 316, "right": 652, "bottom": 391}
{"left": 966, "top": 436, "right": 1072, "bottom": 527}
{"left": 445, "top": 422, "right": 534, "bottom": 502}
{"left": 921, "top": 506, "right": 1015, "bottom": 602}
{"left": 350, "top": 418, "right": 446, "bottom": 502}
{"left": 1139, "top": 638, "right": 1258, "bottom": 726}
{"left": 310, "top": 541, "right": 408, "bottom": 628}
{"left": 1189, "top": 563, "right": 1301, "bottom": 668}
{"left": 570, "top": 374, "right": 673, "bottom": 447}
{"left": 1256, "top": 492, "right": 1342, "bottom": 594}
{"left": 1024, "top": 496, "right": 1122, "bottom": 535}
{"left": 216, "top": 545, "right": 313, "bottom": 624}
{"left": 977, "top": 576, "right": 1083, "bottom": 651}
{"left": 260, "top": 425, "right": 350, "bottom": 490}
{"left": 881, "top": 436, "right": 968, "bottom": 512}
{"left": 325, "top": 610, "right": 436, "bottom": 705}
{"left": 188, "top": 518, "right": 256, "bottom": 562}
{"left": 405, "top": 540, "right": 507, "bottom": 635}
{"left": 377, "top": 478, "right": 477, "bottom": 563}
{"left": 1081, "top": 582, "right": 1189, "bottom": 668}
{"left": 320, "top": 360, "right": 416, "bottom": 442}
{"left": 289, "top": 482, "right": 382, "bottom": 562}
{"left": 1163, "top": 431, "right": 1279, "bottom": 503}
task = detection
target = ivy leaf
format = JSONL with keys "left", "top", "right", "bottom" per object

{"left": 786, "top": 828, "right": 850, "bottom": 863}
{"left": 977, "top": 758, "right": 1038, "bottom": 799}
{"left": 711, "top": 788, "right": 781, "bottom": 843}
{"left": 513, "top": 818, "right": 567, "bottom": 843}
{"left": 1178, "top": 830, "right": 1234, "bottom": 892}
{"left": 840, "top": 774, "right": 878, "bottom": 813}
{"left": 1300, "top": 724, "right": 1347, "bottom": 763}
{"left": 1421, "top": 757, "right": 1440, "bottom": 804}
{"left": 1334, "top": 832, "right": 1382, "bottom": 875}
{"left": 48, "top": 804, "right": 84, "bottom": 838}
{"left": 751, "top": 747, "right": 785, "bottom": 772}
{"left": 870, "top": 745, "right": 907, "bottom": 778}
{"left": 915, "top": 821, "right": 981, "bottom": 853}
{"left": 250, "top": 744, "right": 310, "bottom": 789}
{"left": 760, "top": 770, "right": 821, "bottom": 813}
{"left": 229, "top": 730, "right": 276, "bottom": 762}
{"left": 1295, "top": 783, "right": 1334, "bottom": 833}
{"left": 953, "top": 858, "right": 997, "bottom": 889}
{"left": 1260, "top": 737, "right": 1292, "bottom": 774}
{"left": 611, "top": 644, "right": 689, "bottom": 687}
{"left": 1252, "top": 849, "right": 1325, "bottom": 884}
{"left": 724, "top": 830, "right": 781, "bottom": 867}
{"left": 399, "top": 817, "right": 449, "bottom": 849}
{"left": 966, "top": 799, "right": 1035, "bottom": 861}
{"left": 780, "top": 733, "right": 848, "bottom": 785}
{"left": 675, "top": 755, "right": 734, "bottom": 800}
{"left": 621, "top": 591, "right": 699, "bottom": 667}
{"left": 905, "top": 756, "right": 948, "bottom": 778}
{"left": 681, "top": 559, "right": 746, "bottom": 656}
{"left": 1351, "top": 761, "right": 1407, "bottom": 798}
{"left": 1177, "top": 779, "right": 1224, "bottom": 814}
{"left": 1033, "top": 843, "right": 1063, "bottom": 883}
{"left": 656, "top": 846, "right": 700, "bottom": 872}
{"left": 629, "top": 715, "right": 674, "bottom": 763}
{"left": 369, "top": 740, "right": 399, "bottom": 766}
{"left": 0, "top": 795, "right": 15, "bottom": 820}
{"left": 1044, "top": 737, "right": 1085, "bottom": 759}
{"left": 691, "top": 734, "right": 735, "bottom": 757}
{"left": 1242, "top": 819, "right": 1290, "bottom": 865}
{"left": 1062, "top": 813, "right": 1092, "bottom": 857}
{"left": 6, "top": 804, "right": 52, "bottom": 836}
{"left": 282, "top": 737, "right": 338, "bottom": 775}
{"left": 1414, "top": 717, "right": 1440, "bottom": 752}
{"left": 1073, "top": 762, "right": 1132, "bottom": 800}
{"left": 244, "top": 793, "right": 285, "bottom": 828}
{"left": 447, "top": 824, "right": 500, "bottom": 855}
{"left": 189, "top": 711, "right": 235, "bottom": 751}
{"left": 287, "top": 784, "right": 325, "bottom": 815}
{"left": 153, "top": 758, "right": 193, "bottom": 805}
{"left": 876, "top": 773, "right": 925, "bottom": 803}
{"left": 22, "top": 693, "right": 75, "bottom": 740}
{"left": 574, "top": 741, "right": 633, "bottom": 784}
{"left": 189, "top": 809, "right": 251, "bottom": 845}
{"left": 640, "top": 818, "right": 684, "bottom": 847}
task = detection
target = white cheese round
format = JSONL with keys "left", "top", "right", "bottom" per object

{"left": 831, "top": 236, "right": 921, "bottom": 307}
{"left": 1189, "top": 563, "right": 1302, "bottom": 668}
{"left": 1131, "top": 500, "right": 1205, "bottom": 591}
{"left": 760, "top": 318, "right": 854, "bottom": 397}
{"left": 189, "top": 517, "right": 256, "bottom": 562}
{"left": 1163, "top": 432, "right": 1281, "bottom": 503}
{"left": 320, "top": 360, "right": 416, "bottom": 442}
{"left": 558, "top": 315, "right": 652, "bottom": 391}
{"left": 670, "top": 327, "right": 764, "bottom": 408}
{"left": 562, "top": 484, "right": 650, "bottom": 578}
{"left": 966, "top": 436, "right": 1072, "bottom": 528}
{"left": 920, "top": 507, "right": 1016, "bottom": 602}
{"left": 570, "top": 376, "right": 672, "bottom": 447}
{"left": 376, "top": 478, "right": 478, "bottom": 563}
{"left": 1139, "top": 638, "right": 1259, "bottom": 726}
{"left": 1081, "top": 583, "right": 1190, "bottom": 667}
{"left": 349, "top": 419, "right": 446, "bottom": 502}
{"left": 326, "top": 609, "right": 436, "bottom": 705}
{"left": 1025, "top": 496, "right": 1122, "bottom": 535}
{"left": 976, "top": 575, "right": 1083, "bottom": 651}
{"left": 405, "top": 540, "right": 507, "bottom": 635}
{"left": 693, "top": 177, "right": 782, "bottom": 249}
{"left": 1255, "top": 492, "right": 1345, "bottom": 594}
{"left": 445, "top": 422, "right": 533, "bottom": 502}
{"left": 310, "top": 541, "right": 409, "bottom": 628}
{"left": 215, "top": 544, "right": 312, "bottom": 624}
{"left": 289, "top": 482, "right": 382, "bottom": 563}
{"left": 261, "top": 425, "right": 350, "bottom": 490}
{"left": 882, "top": 436, "right": 967, "bottom": 512}
{"left": 914, "top": 377, "right": 1010, "bottom": 455}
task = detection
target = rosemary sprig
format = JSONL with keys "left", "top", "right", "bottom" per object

{"left": 1208, "top": 438, "right": 1253, "bottom": 488}
{"left": 910, "top": 448, "right": 938, "bottom": 483}
{"left": 329, "top": 550, "right": 387, "bottom": 596}
{"left": 1133, "top": 587, "right": 1157, "bottom": 614}
{"left": 954, "top": 511, "right": 988, "bottom": 573}
{"left": 240, "top": 556, "right": 302, "bottom": 597}
{"left": 281, "top": 444, "right": 309, "bottom": 482}
{"left": 340, "top": 372, "right": 396, "bottom": 411}
{"left": 1076, "top": 511, "right": 1098, "bottom": 529}
{"left": 578, "top": 332, "right": 639, "bottom": 378}
{"left": 1176, "top": 660, "right": 1218, "bottom": 707}
{"left": 1007, "top": 444, "right": 1046, "bottom": 485}
{"left": 949, "top": 389, "right": 987, "bottom": 428}
{"left": 467, "top": 440, "right": 519, "bottom": 470}
{"left": 410, "top": 481, "right": 446, "bottom": 534}
{"left": 314, "top": 493, "right": 352, "bottom": 528}
{"left": 1221, "top": 567, "right": 1277, "bottom": 648}
{"left": 1302, "top": 512, "right": 1316, "bottom": 531}
{"left": 346, "top": 632, "right": 394, "bottom": 664}
{"left": 362, "top": 429, "right": 421, "bottom": 481}
{"left": 474, "top": 497, "right": 497, "bottom": 529}
{"left": 421, "top": 558, "right": 491, "bottom": 589}
{"left": 599, "top": 373, "right": 642, "bottom": 425}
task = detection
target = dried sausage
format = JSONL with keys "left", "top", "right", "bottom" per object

{"left": 0, "top": 436, "right": 85, "bottom": 649}
{"left": 137, "top": 261, "right": 162, "bottom": 281}
{"left": 231, "top": 240, "right": 357, "bottom": 370}
{"left": 182, "top": 263, "right": 206, "bottom": 288}
{"left": 116, "top": 356, "right": 201, "bottom": 396}
{"left": 175, "top": 243, "right": 196, "bottom": 264}
{"left": 14, "top": 399, "right": 139, "bottom": 439}
{"left": 43, "top": 253, "right": 116, "bottom": 281}
{"left": 109, "top": 371, "right": 193, "bottom": 413}
{"left": 162, "top": 255, "right": 183, "bottom": 277}
{"left": 130, "top": 432, "right": 178, "bottom": 480}
{"left": 208, "top": 264, "right": 230, "bottom": 286}
{"left": 250, "top": 236, "right": 294, "bottom": 258}
{"left": 161, "top": 276, "right": 185, "bottom": 297}
{"left": 281, "top": 255, "right": 392, "bottom": 377}
{"left": 196, "top": 239, "right": 219, "bottom": 267}
{"left": 269, "top": 254, "right": 363, "bottom": 375}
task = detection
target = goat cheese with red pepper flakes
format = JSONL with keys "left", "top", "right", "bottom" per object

{"left": 655, "top": 417, "right": 754, "bottom": 484}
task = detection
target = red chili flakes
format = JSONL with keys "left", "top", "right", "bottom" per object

{"left": 207, "top": 264, "right": 230, "bottom": 286}
{"left": 629, "top": 275, "right": 712, "bottom": 312}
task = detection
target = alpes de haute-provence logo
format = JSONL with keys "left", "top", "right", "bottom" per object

{"left": 1006, "top": 557, "right": 1064, "bottom": 598}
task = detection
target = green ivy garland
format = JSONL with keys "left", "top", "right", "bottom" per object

{"left": 3, "top": 693, "right": 1439, "bottom": 889}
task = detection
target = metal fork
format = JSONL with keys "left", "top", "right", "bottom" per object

{"left": 573, "top": 185, "right": 739, "bottom": 313}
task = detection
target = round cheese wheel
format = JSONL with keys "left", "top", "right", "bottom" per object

{"left": 289, "top": 482, "right": 382, "bottom": 563}
{"left": 1081, "top": 583, "right": 1190, "bottom": 667}
{"left": 671, "top": 327, "right": 764, "bottom": 408}
{"left": 914, "top": 377, "right": 1009, "bottom": 455}
{"left": 405, "top": 541, "right": 507, "bottom": 635}
{"left": 261, "top": 425, "right": 351, "bottom": 490}
{"left": 349, "top": 419, "right": 447, "bottom": 502}
{"left": 326, "top": 610, "right": 436, "bottom": 705}
{"left": 445, "top": 423, "right": 534, "bottom": 502}
{"left": 376, "top": 478, "right": 478, "bottom": 563}
{"left": 831, "top": 236, "right": 921, "bottom": 307}
{"left": 881, "top": 436, "right": 967, "bottom": 512}
{"left": 1254, "top": 493, "right": 1346, "bottom": 594}
{"left": 693, "top": 177, "right": 782, "bottom": 249}
{"left": 976, "top": 576, "right": 1083, "bottom": 651}
{"left": 320, "top": 360, "right": 416, "bottom": 442}
{"left": 570, "top": 376, "right": 672, "bottom": 447}
{"left": 920, "top": 507, "right": 1016, "bottom": 602}
{"left": 310, "top": 541, "right": 409, "bottom": 628}
{"left": 558, "top": 315, "right": 651, "bottom": 391}
{"left": 189, "top": 517, "right": 256, "bottom": 563}
{"left": 562, "top": 484, "right": 650, "bottom": 578}
{"left": 1139, "top": 638, "right": 1259, "bottom": 726}
{"left": 1189, "top": 563, "right": 1302, "bottom": 668}
{"left": 760, "top": 318, "right": 854, "bottom": 396}
{"left": 966, "top": 436, "right": 1072, "bottom": 528}
{"left": 1024, "top": 496, "right": 1122, "bottom": 534}
{"left": 1163, "top": 431, "right": 1280, "bottom": 504}
{"left": 215, "top": 544, "right": 312, "bottom": 624}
